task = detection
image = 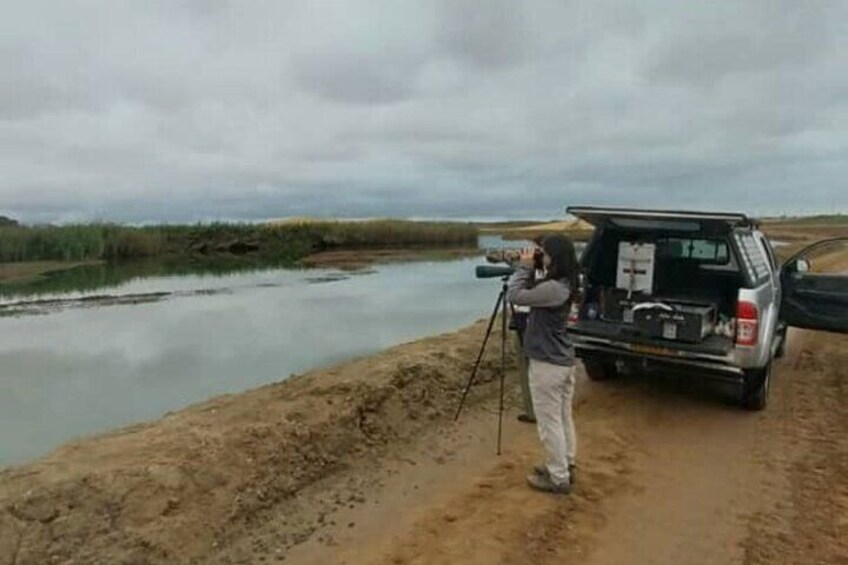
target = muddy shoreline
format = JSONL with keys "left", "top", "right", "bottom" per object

{"left": 0, "top": 320, "right": 516, "bottom": 564}
{"left": 0, "top": 261, "right": 103, "bottom": 286}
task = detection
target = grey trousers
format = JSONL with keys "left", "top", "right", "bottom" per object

{"left": 528, "top": 359, "right": 577, "bottom": 485}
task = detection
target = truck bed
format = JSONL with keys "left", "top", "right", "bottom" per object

{"left": 570, "top": 320, "right": 735, "bottom": 356}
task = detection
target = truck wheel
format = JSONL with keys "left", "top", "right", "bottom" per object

{"left": 741, "top": 363, "right": 771, "bottom": 411}
{"left": 584, "top": 359, "right": 618, "bottom": 381}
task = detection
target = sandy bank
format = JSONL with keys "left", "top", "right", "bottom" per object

{"left": 0, "top": 320, "right": 516, "bottom": 564}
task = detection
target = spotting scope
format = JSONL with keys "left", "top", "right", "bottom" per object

{"left": 475, "top": 265, "right": 515, "bottom": 279}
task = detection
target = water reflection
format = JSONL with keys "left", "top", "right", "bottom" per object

{"left": 0, "top": 256, "right": 301, "bottom": 301}
{"left": 0, "top": 235, "right": 522, "bottom": 302}
{"left": 0, "top": 235, "right": 572, "bottom": 467}
{"left": 0, "top": 270, "right": 497, "bottom": 465}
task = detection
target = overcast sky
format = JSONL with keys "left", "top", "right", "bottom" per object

{"left": 2, "top": 1, "right": 847, "bottom": 224}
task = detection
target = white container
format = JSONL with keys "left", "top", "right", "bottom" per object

{"left": 616, "top": 242, "right": 655, "bottom": 295}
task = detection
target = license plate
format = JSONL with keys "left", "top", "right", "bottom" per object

{"left": 623, "top": 308, "right": 634, "bottom": 324}
{"left": 663, "top": 322, "right": 678, "bottom": 340}
{"left": 630, "top": 344, "right": 674, "bottom": 356}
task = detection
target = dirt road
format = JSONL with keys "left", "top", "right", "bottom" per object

{"left": 284, "top": 328, "right": 847, "bottom": 565}
{"left": 1, "top": 322, "right": 845, "bottom": 564}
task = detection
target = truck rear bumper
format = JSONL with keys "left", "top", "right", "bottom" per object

{"left": 574, "top": 335, "right": 745, "bottom": 380}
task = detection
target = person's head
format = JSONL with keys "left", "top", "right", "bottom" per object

{"left": 539, "top": 234, "right": 580, "bottom": 289}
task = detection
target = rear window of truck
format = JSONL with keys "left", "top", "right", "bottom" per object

{"left": 657, "top": 237, "right": 729, "bottom": 264}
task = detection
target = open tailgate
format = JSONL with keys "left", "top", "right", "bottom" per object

{"left": 567, "top": 206, "right": 754, "bottom": 235}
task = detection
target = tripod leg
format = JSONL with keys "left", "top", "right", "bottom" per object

{"left": 497, "top": 284, "right": 507, "bottom": 455}
{"left": 454, "top": 288, "right": 505, "bottom": 421}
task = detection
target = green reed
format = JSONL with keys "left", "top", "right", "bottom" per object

{"left": 0, "top": 220, "right": 478, "bottom": 263}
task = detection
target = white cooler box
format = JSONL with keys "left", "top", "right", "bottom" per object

{"left": 616, "top": 242, "right": 656, "bottom": 296}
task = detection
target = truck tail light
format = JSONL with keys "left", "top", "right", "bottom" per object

{"left": 736, "top": 301, "right": 759, "bottom": 346}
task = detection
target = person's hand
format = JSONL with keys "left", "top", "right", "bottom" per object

{"left": 518, "top": 246, "right": 537, "bottom": 268}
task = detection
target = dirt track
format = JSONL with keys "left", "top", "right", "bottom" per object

{"left": 287, "top": 328, "right": 848, "bottom": 565}
{"left": 2, "top": 316, "right": 846, "bottom": 564}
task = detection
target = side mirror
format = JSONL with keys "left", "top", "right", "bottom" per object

{"left": 782, "top": 237, "right": 848, "bottom": 278}
{"left": 784, "top": 258, "right": 810, "bottom": 274}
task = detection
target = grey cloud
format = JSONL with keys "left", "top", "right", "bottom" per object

{"left": 435, "top": 0, "right": 529, "bottom": 70}
{"left": 645, "top": 2, "right": 841, "bottom": 85}
{"left": 293, "top": 51, "right": 420, "bottom": 105}
{"left": 1, "top": 1, "right": 847, "bottom": 224}
{"left": 648, "top": 31, "right": 821, "bottom": 86}
{"left": 0, "top": 45, "right": 103, "bottom": 119}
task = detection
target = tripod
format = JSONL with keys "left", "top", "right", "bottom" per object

{"left": 454, "top": 275, "right": 510, "bottom": 455}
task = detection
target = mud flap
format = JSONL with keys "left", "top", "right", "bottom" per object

{"left": 741, "top": 363, "right": 771, "bottom": 411}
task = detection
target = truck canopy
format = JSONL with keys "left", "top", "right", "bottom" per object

{"left": 566, "top": 206, "right": 755, "bottom": 235}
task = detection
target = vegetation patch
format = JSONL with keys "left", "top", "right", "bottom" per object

{"left": 0, "top": 220, "right": 478, "bottom": 264}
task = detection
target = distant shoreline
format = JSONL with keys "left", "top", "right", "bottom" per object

{"left": 0, "top": 219, "right": 479, "bottom": 285}
{"left": 2, "top": 216, "right": 844, "bottom": 287}
{"left": 0, "top": 260, "right": 104, "bottom": 286}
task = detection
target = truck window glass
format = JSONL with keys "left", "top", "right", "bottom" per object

{"left": 659, "top": 238, "right": 729, "bottom": 265}
{"left": 736, "top": 233, "right": 770, "bottom": 284}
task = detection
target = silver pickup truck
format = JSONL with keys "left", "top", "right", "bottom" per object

{"left": 565, "top": 206, "right": 848, "bottom": 410}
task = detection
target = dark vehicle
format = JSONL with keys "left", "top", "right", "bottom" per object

{"left": 566, "top": 206, "right": 848, "bottom": 410}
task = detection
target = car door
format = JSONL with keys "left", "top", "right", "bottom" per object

{"left": 779, "top": 237, "right": 848, "bottom": 333}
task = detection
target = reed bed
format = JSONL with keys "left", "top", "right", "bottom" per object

{"left": 0, "top": 220, "right": 478, "bottom": 263}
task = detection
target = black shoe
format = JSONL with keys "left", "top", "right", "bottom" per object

{"left": 517, "top": 413, "right": 537, "bottom": 424}
{"left": 526, "top": 473, "right": 572, "bottom": 495}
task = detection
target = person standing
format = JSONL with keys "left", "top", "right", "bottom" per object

{"left": 505, "top": 236, "right": 546, "bottom": 424}
{"left": 506, "top": 234, "right": 580, "bottom": 494}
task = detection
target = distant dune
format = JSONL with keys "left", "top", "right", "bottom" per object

{"left": 495, "top": 218, "right": 595, "bottom": 240}
{"left": 265, "top": 216, "right": 332, "bottom": 225}
{"left": 507, "top": 218, "right": 593, "bottom": 232}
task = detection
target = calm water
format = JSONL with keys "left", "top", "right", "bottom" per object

{"left": 1, "top": 236, "right": 540, "bottom": 467}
